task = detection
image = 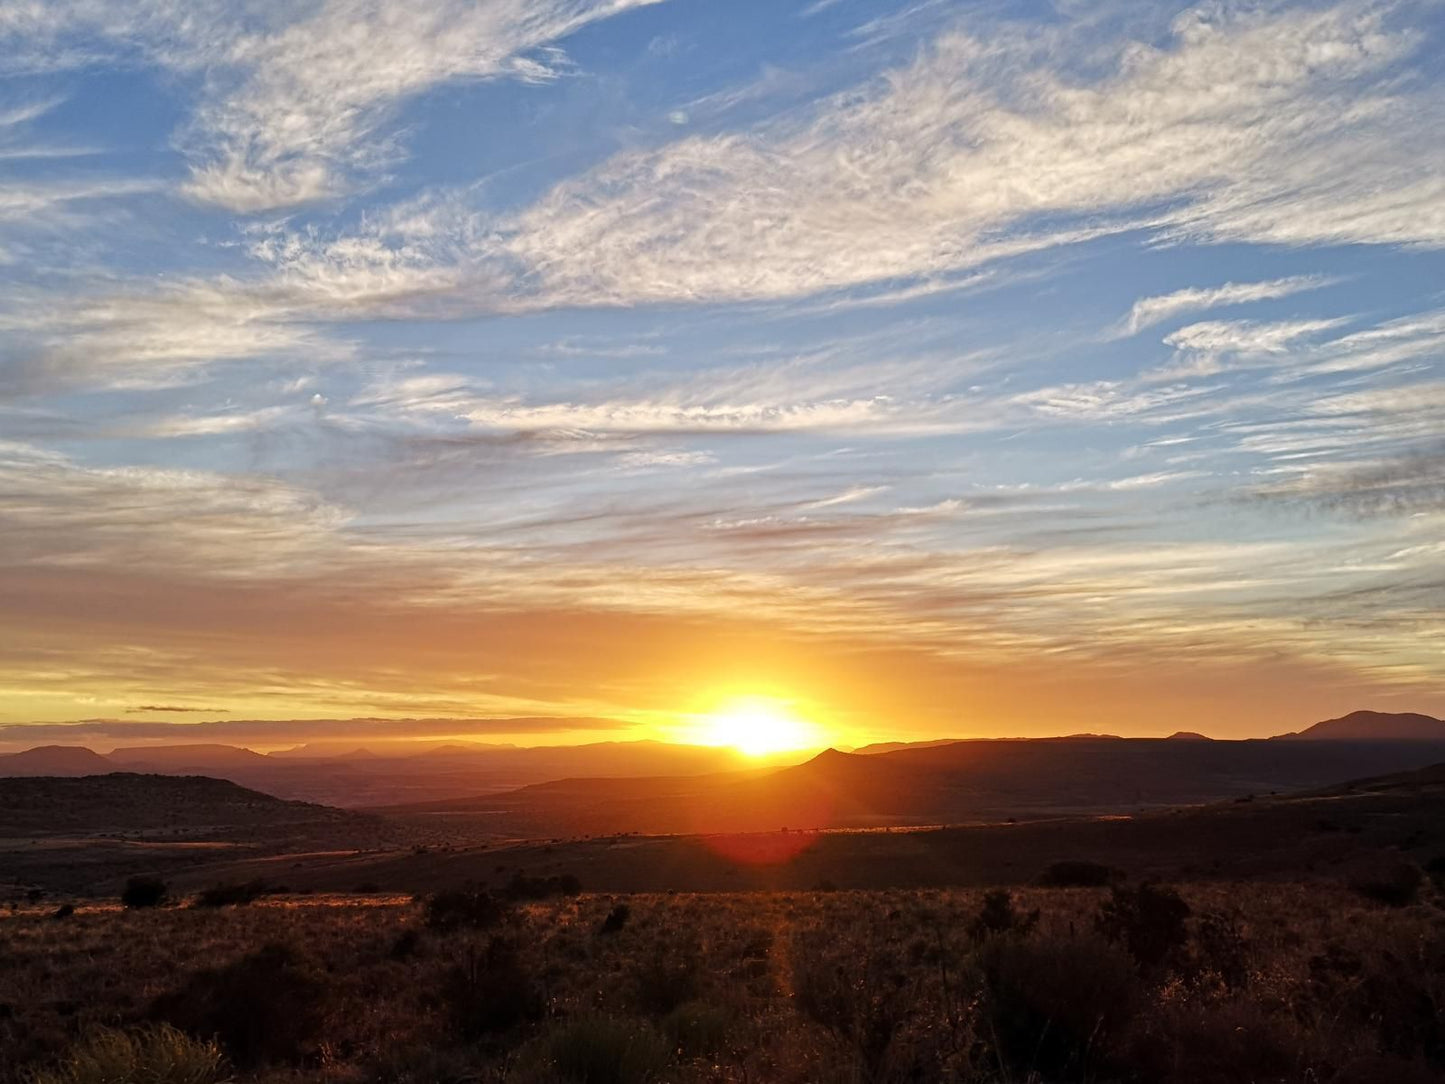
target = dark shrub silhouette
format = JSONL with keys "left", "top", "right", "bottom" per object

{"left": 663, "top": 1002, "right": 735, "bottom": 1059}
{"left": 791, "top": 930, "right": 914, "bottom": 1080}
{"left": 502, "top": 871, "right": 582, "bottom": 900}
{"left": 440, "top": 936, "right": 542, "bottom": 1039}
{"left": 968, "top": 888, "right": 1039, "bottom": 941}
{"left": 121, "top": 876, "right": 168, "bottom": 910}
{"left": 424, "top": 887, "right": 507, "bottom": 932}
{"left": 1036, "top": 859, "right": 1121, "bottom": 887}
{"left": 1096, "top": 882, "right": 1191, "bottom": 968}
{"left": 599, "top": 903, "right": 630, "bottom": 934}
{"left": 1190, "top": 909, "right": 1251, "bottom": 989}
{"left": 51, "top": 903, "right": 75, "bottom": 920}
{"left": 150, "top": 942, "right": 327, "bottom": 1067}
{"left": 543, "top": 1015, "right": 669, "bottom": 1084}
{"left": 1348, "top": 858, "right": 1423, "bottom": 907}
{"left": 979, "top": 932, "right": 1138, "bottom": 1080}
{"left": 193, "top": 880, "right": 269, "bottom": 908}
{"left": 630, "top": 947, "right": 699, "bottom": 1016}
{"left": 389, "top": 928, "right": 421, "bottom": 960}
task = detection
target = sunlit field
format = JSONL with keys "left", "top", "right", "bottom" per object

{"left": 4, "top": 881, "right": 1443, "bottom": 1084}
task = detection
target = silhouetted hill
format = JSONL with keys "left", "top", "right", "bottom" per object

{"left": 0, "top": 745, "right": 113, "bottom": 776}
{"left": 383, "top": 735, "right": 1445, "bottom": 837}
{"left": 107, "top": 744, "right": 272, "bottom": 770}
{"left": 1277, "top": 709, "right": 1445, "bottom": 741}
{"left": 0, "top": 773, "right": 364, "bottom": 836}
{"left": 1166, "top": 731, "right": 1212, "bottom": 740}
{"left": 0, "top": 773, "right": 403, "bottom": 895}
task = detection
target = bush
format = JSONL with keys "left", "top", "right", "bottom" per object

{"left": 630, "top": 946, "right": 700, "bottom": 1016}
{"left": 1348, "top": 858, "right": 1423, "bottom": 907}
{"left": 502, "top": 872, "right": 582, "bottom": 900}
{"left": 968, "top": 889, "right": 1039, "bottom": 941}
{"left": 440, "top": 936, "right": 543, "bottom": 1040}
{"left": 424, "top": 887, "right": 507, "bottom": 932}
{"left": 121, "top": 876, "right": 168, "bottom": 910}
{"left": 791, "top": 930, "right": 913, "bottom": 1080}
{"left": 51, "top": 903, "right": 75, "bottom": 920}
{"left": 664, "top": 1002, "right": 736, "bottom": 1059}
{"left": 26, "top": 1025, "right": 229, "bottom": 1084}
{"left": 1123, "top": 997, "right": 1302, "bottom": 1084}
{"left": 979, "top": 932, "right": 1139, "bottom": 1080}
{"left": 543, "top": 1016, "right": 670, "bottom": 1084}
{"left": 1096, "top": 882, "right": 1191, "bottom": 968}
{"left": 149, "top": 943, "right": 328, "bottom": 1068}
{"left": 192, "top": 880, "right": 269, "bottom": 908}
{"left": 599, "top": 904, "right": 630, "bottom": 934}
{"left": 1036, "top": 860, "right": 1121, "bottom": 887}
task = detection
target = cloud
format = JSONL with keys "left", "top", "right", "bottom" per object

{"left": 0, "top": 1, "right": 664, "bottom": 213}
{"left": 126, "top": 705, "right": 228, "bottom": 713}
{"left": 1146, "top": 317, "right": 1350, "bottom": 379}
{"left": 180, "top": 0, "right": 666, "bottom": 211}
{"left": 0, "top": 715, "right": 624, "bottom": 747}
{"left": 473, "top": 1, "right": 1442, "bottom": 308}
{"left": 1243, "top": 446, "right": 1445, "bottom": 516}
{"left": 1113, "top": 275, "right": 1337, "bottom": 337}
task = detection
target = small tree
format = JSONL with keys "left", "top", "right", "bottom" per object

{"left": 969, "top": 889, "right": 1040, "bottom": 942}
{"left": 1095, "top": 882, "right": 1190, "bottom": 968}
{"left": 122, "top": 875, "right": 169, "bottom": 909}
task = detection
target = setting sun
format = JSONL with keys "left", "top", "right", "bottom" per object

{"left": 691, "top": 696, "right": 823, "bottom": 757}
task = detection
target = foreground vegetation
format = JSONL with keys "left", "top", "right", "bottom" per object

{"left": 2, "top": 879, "right": 1442, "bottom": 1083}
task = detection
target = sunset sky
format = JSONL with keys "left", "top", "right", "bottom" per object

{"left": 0, "top": 0, "right": 1442, "bottom": 747}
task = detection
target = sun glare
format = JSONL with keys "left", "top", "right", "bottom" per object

{"left": 693, "top": 696, "right": 822, "bottom": 757}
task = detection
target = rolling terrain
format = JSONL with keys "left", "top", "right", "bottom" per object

{"left": 0, "top": 774, "right": 400, "bottom": 895}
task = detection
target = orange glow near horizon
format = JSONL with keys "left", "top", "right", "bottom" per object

{"left": 684, "top": 695, "right": 826, "bottom": 756}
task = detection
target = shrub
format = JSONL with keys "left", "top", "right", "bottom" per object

{"left": 389, "top": 928, "right": 421, "bottom": 960}
{"left": 192, "top": 880, "right": 269, "bottom": 908}
{"left": 630, "top": 947, "right": 700, "bottom": 1016}
{"left": 1096, "top": 882, "right": 1191, "bottom": 968}
{"left": 440, "top": 936, "right": 543, "bottom": 1039}
{"left": 1036, "top": 859, "right": 1121, "bottom": 887}
{"left": 968, "top": 889, "right": 1039, "bottom": 942}
{"left": 663, "top": 1002, "right": 736, "bottom": 1059}
{"left": 51, "top": 903, "right": 75, "bottom": 920}
{"left": 979, "top": 932, "right": 1139, "bottom": 1081}
{"left": 1122, "top": 997, "right": 1302, "bottom": 1084}
{"left": 543, "top": 1016, "right": 670, "bottom": 1084}
{"left": 424, "top": 887, "right": 507, "bottom": 932}
{"left": 26, "top": 1025, "right": 229, "bottom": 1084}
{"left": 502, "top": 872, "right": 582, "bottom": 900}
{"left": 364, "top": 1045, "right": 481, "bottom": 1084}
{"left": 599, "top": 904, "right": 630, "bottom": 934}
{"left": 1348, "top": 858, "right": 1423, "bottom": 907}
{"left": 121, "top": 875, "right": 168, "bottom": 909}
{"left": 1190, "top": 909, "right": 1251, "bottom": 989}
{"left": 149, "top": 943, "right": 328, "bottom": 1068}
{"left": 791, "top": 930, "right": 914, "bottom": 1080}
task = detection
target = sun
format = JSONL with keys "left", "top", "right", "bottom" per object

{"left": 691, "top": 695, "right": 822, "bottom": 757}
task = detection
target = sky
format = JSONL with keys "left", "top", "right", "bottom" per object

{"left": 0, "top": 0, "right": 1442, "bottom": 747}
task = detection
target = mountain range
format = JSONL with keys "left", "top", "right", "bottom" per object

{"left": 0, "top": 710, "right": 1441, "bottom": 813}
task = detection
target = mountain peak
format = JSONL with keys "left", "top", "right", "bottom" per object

{"left": 1282, "top": 710, "right": 1445, "bottom": 741}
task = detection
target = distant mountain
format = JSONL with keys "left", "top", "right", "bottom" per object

{"left": 0, "top": 772, "right": 365, "bottom": 836}
{"left": 385, "top": 735, "right": 1445, "bottom": 838}
{"left": 851, "top": 738, "right": 962, "bottom": 755}
{"left": 108, "top": 744, "right": 271, "bottom": 769}
{"left": 0, "top": 745, "right": 113, "bottom": 776}
{"left": 1166, "top": 731, "right": 1213, "bottom": 741}
{"left": 1277, "top": 710, "right": 1445, "bottom": 741}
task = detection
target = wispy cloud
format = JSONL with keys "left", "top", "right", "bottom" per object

{"left": 1113, "top": 275, "right": 1337, "bottom": 338}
